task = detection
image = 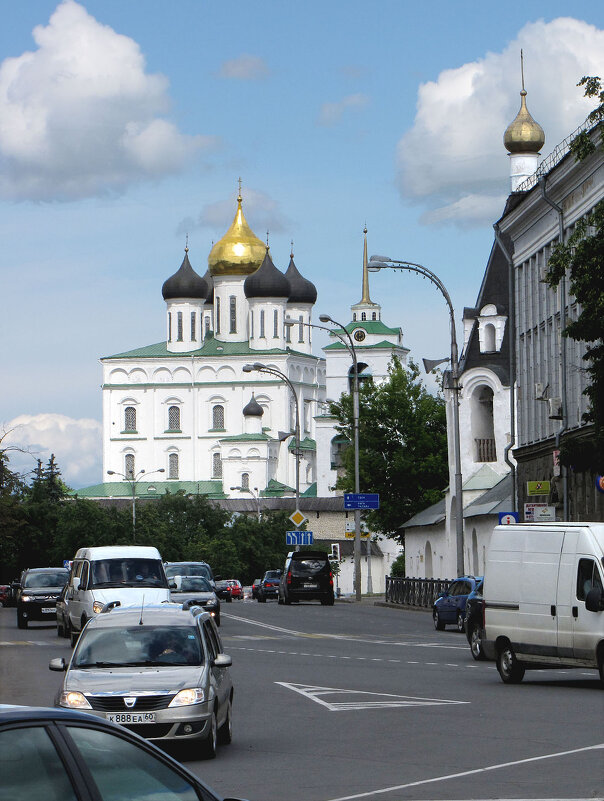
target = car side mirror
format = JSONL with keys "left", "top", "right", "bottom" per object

{"left": 72, "top": 577, "right": 80, "bottom": 591}
{"left": 169, "top": 581, "right": 177, "bottom": 589}
{"left": 214, "top": 575, "right": 222, "bottom": 582}
{"left": 49, "top": 657, "right": 67, "bottom": 672}
{"left": 585, "top": 586, "right": 603, "bottom": 613}
{"left": 213, "top": 653, "right": 232, "bottom": 668}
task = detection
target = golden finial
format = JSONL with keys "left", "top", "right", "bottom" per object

{"left": 521, "top": 49, "right": 525, "bottom": 93}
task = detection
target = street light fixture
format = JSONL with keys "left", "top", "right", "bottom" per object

{"left": 243, "top": 362, "right": 301, "bottom": 526}
{"left": 106, "top": 467, "right": 165, "bottom": 541}
{"left": 368, "top": 255, "right": 464, "bottom": 577}
{"left": 230, "top": 485, "right": 261, "bottom": 521}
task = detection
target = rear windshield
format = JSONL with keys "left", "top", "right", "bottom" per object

{"left": 290, "top": 558, "right": 330, "bottom": 577}
{"left": 23, "top": 571, "right": 69, "bottom": 589}
{"left": 264, "top": 571, "right": 281, "bottom": 579}
{"left": 165, "top": 564, "right": 212, "bottom": 580}
{"left": 174, "top": 577, "right": 213, "bottom": 593}
{"left": 89, "top": 559, "right": 168, "bottom": 589}
{"left": 73, "top": 625, "right": 203, "bottom": 668}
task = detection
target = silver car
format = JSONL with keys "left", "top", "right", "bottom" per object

{"left": 49, "top": 603, "right": 233, "bottom": 759}
{"left": 169, "top": 575, "right": 221, "bottom": 626}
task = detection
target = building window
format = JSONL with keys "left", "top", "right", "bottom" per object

{"left": 216, "top": 297, "right": 221, "bottom": 334}
{"left": 372, "top": 312, "right": 377, "bottom": 320}
{"left": 484, "top": 323, "right": 496, "bottom": 352}
{"left": 471, "top": 385, "right": 496, "bottom": 462}
{"left": 168, "top": 312, "right": 172, "bottom": 342}
{"left": 177, "top": 312, "right": 183, "bottom": 341}
{"left": 260, "top": 310, "right": 265, "bottom": 338}
{"left": 285, "top": 320, "right": 291, "bottom": 343}
{"left": 298, "top": 315, "right": 304, "bottom": 343}
{"left": 361, "top": 312, "right": 366, "bottom": 321}
{"left": 124, "top": 406, "right": 136, "bottom": 432}
{"left": 124, "top": 453, "right": 135, "bottom": 479}
{"left": 191, "top": 313, "right": 196, "bottom": 341}
{"left": 229, "top": 296, "right": 237, "bottom": 334}
{"left": 353, "top": 313, "right": 356, "bottom": 321}
{"left": 241, "top": 472, "right": 250, "bottom": 490}
{"left": 168, "top": 405, "right": 180, "bottom": 431}
{"left": 212, "top": 404, "right": 225, "bottom": 430}
{"left": 273, "top": 309, "right": 279, "bottom": 337}
{"left": 250, "top": 311, "right": 254, "bottom": 338}
{"left": 168, "top": 453, "right": 179, "bottom": 479}
{"left": 204, "top": 315, "right": 210, "bottom": 337}
{"left": 212, "top": 452, "right": 222, "bottom": 478}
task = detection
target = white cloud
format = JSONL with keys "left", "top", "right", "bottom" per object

{"left": 397, "top": 17, "right": 604, "bottom": 227}
{"left": 0, "top": 0, "right": 209, "bottom": 200}
{"left": 218, "top": 55, "right": 269, "bottom": 80}
{"left": 318, "top": 93, "right": 369, "bottom": 126}
{"left": 3, "top": 413, "right": 102, "bottom": 489}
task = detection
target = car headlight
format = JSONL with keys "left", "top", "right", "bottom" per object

{"left": 92, "top": 601, "right": 104, "bottom": 614}
{"left": 20, "top": 595, "right": 34, "bottom": 602}
{"left": 205, "top": 599, "right": 218, "bottom": 608}
{"left": 60, "top": 691, "right": 92, "bottom": 709}
{"left": 169, "top": 688, "right": 205, "bottom": 707}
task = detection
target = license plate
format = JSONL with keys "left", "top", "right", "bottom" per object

{"left": 107, "top": 712, "right": 156, "bottom": 724}
{"left": 41, "top": 607, "right": 55, "bottom": 614}
{"left": 303, "top": 583, "right": 317, "bottom": 588}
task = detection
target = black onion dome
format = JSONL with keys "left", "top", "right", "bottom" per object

{"left": 244, "top": 249, "right": 290, "bottom": 299}
{"left": 201, "top": 268, "right": 214, "bottom": 304}
{"left": 162, "top": 251, "right": 207, "bottom": 300}
{"left": 285, "top": 256, "right": 317, "bottom": 304}
{"left": 243, "top": 394, "right": 264, "bottom": 417}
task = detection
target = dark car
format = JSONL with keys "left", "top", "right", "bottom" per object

{"left": 164, "top": 561, "right": 217, "bottom": 587}
{"left": 432, "top": 575, "right": 482, "bottom": 632}
{"left": 169, "top": 575, "right": 221, "bottom": 625}
{"left": 464, "top": 579, "right": 486, "bottom": 660}
{"left": 16, "top": 567, "right": 70, "bottom": 629}
{"left": 214, "top": 580, "right": 232, "bottom": 602}
{"left": 278, "top": 552, "right": 334, "bottom": 605}
{"left": 257, "top": 570, "right": 281, "bottom": 602}
{"left": 251, "top": 579, "right": 261, "bottom": 600}
{"left": 0, "top": 705, "right": 247, "bottom": 800}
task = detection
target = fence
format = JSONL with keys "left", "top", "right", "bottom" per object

{"left": 385, "top": 576, "right": 451, "bottom": 608}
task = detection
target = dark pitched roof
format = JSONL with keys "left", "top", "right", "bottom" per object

{"left": 162, "top": 251, "right": 207, "bottom": 300}
{"left": 285, "top": 256, "right": 317, "bottom": 304}
{"left": 244, "top": 249, "right": 290, "bottom": 299}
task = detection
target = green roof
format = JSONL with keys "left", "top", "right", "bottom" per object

{"left": 103, "top": 339, "right": 319, "bottom": 361}
{"left": 301, "top": 482, "right": 317, "bottom": 497}
{"left": 219, "top": 433, "right": 272, "bottom": 443}
{"left": 323, "top": 339, "right": 407, "bottom": 352}
{"left": 260, "top": 478, "right": 295, "bottom": 497}
{"left": 70, "top": 481, "right": 226, "bottom": 500}
{"left": 288, "top": 437, "right": 316, "bottom": 452}
{"left": 334, "top": 321, "right": 401, "bottom": 336}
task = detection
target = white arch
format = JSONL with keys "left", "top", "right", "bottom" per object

{"left": 197, "top": 365, "right": 216, "bottom": 381}
{"left": 216, "top": 365, "right": 236, "bottom": 380}
{"left": 173, "top": 367, "right": 192, "bottom": 382}
{"left": 153, "top": 368, "right": 172, "bottom": 383}
{"left": 129, "top": 368, "right": 147, "bottom": 383}
{"left": 109, "top": 369, "right": 128, "bottom": 383}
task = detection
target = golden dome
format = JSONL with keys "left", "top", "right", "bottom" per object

{"left": 504, "top": 90, "right": 545, "bottom": 154}
{"left": 208, "top": 194, "right": 266, "bottom": 277}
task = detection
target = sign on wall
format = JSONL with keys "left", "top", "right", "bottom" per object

{"left": 526, "top": 481, "right": 551, "bottom": 496}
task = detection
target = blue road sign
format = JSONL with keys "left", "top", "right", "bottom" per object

{"left": 286, "top": 531, "right": 313, "bottom": 546}
{"left": 498, "top": 512, "right": 519, "bottom": 525}
{"left": 344, "top": 493, "right": 380, "bottom": 510}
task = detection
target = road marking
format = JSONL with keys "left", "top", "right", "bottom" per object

{"left": 324, "top": 743, "right": 604, "bottom": 800}
{"left": 276, "top": 682, "right": 469, "bottom": 712}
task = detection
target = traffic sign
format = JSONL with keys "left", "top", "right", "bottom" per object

{"left": 289, "top": 509, "right": 307, "bottom": 527}
{"left": 498, "top": 512, "right": 519, "bottom": 525}
{"left": 286, "top": 531, "right": 313, "bottom": 546}
{"left": 344, "top": 493, "right": 380, "bottom": 509}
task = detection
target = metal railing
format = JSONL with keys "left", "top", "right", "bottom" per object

{"left": 385, "top": 576, "right": 451, "bottom": 608}
{"left": 475, "top": 438, "right": 496, "bottom": 462}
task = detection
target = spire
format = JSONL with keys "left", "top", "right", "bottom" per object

{"left": 504, "top": 50, "right": 545, "bottom": 155}
{"left": 359, "top": 225, "right": 372, "bottom": 304}
{"left": 351, "top": 226, "right": 381, "bottom": 322}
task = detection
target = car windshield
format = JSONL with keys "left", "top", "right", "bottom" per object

{"left": 23, "top": 571, "right": 68, "bottom": 588}
{"left": 264, "top": 571, "right": 280, "bottom": 580}
{"left": 73, "top": 625, "right": 204, "bottom": 668}
{"left": 165, "top": 564, "right": 211, "bottom": 580}
{"left": 290, "top": 559, "right": 329, "bottom": 577}
{"left": 175, "top": 577, "right": 213, "bottom": 593}
{"left": 90, "top": 559, "right": 167, "bottom": 589}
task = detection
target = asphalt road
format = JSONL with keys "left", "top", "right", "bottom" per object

{"left": 1, "top": 599, "right": 602, "bottom": 801}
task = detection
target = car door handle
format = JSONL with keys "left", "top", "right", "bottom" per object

{"left": 572, "top": 606, "right": 578, "bottom": 618}
{"left": 550, "top": 605, "right": 556, "bottom": 616}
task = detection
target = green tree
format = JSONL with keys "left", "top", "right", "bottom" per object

{"left": 569, "top": 76, "right": 604, "bottom": 160}
{"left": 0, "top": 442, "right": 28, "bottom": 579}
{"left": 330, "top": 357, "right": 448, "bottom": 539}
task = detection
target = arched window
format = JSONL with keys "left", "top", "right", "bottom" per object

{"left": 471, "top": 385, "right": 496, "bottom": 462}
{"left": 212, "top": 405, "right": 225, "bottom": 430}
{"left": 241, "top": 472, "right": 250, "bottom": 490}
{"left": 168, "top": 406, "right": 180, "bottom": 431}
{"left": 124, "top": 407, "right": 136, "bottom": 432}
{"left": 229, "top": 296, "right": 237, "bottom": 334}
{"left": 250, "top": 311, "right": 254, "bottom": 339}
{"left": 212, "top": 452, "right": 222, "bottom": 478}
{"left": 273, "top": 309, "right": 279, "bottom": 338}
{"left": 298, "top": 315, "right": 304, "bottom": 343}
{"left": 484, "top": 323, "right": 496, "bottom": 352}
{"left": 204, "top": 316, "right": 210, "bottom": 337}
{"left": 260, "top": 310, "right": 265, "bottom": 338}
{"left": 191, "top": 312, "right": 196, "bottom": 341}
{"left": 285, "top": 320, "right": 291, "bottom": 343}
{"left": 177, "top": 312, "right": 183, "bottom": 341}
{"left": 168, "top": 453, "right": 179, "bottom": 479}
{"left": 361, "top": 312, "right": 366, "bottom": 321}
{"left": 215, "top": 296, "right": 221, "bottom": 334}
{"left": 124, "top": 453, "right": 135, "bottom": 479}
{"left": 353, "top": 313, "right": 356, "bottom": 321}
{"left": 168, "top": 312, "right": 172, "bottom": 342}
{"left": 372, "top": 312, "right": 377, "bottom": 320}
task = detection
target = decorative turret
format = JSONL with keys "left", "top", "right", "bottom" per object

{"left": 504, "top": 52, "right": 545, "bottom": 192}
{"left": 351, "top": 227, "right": 381, "bottom": 323}
{"left": 207, "top": 185, "right": 266, "bottom": 277}
{"left": 163, "top": 246, "right": 206, "bottom": 353}
{"left": 243, "top": 394, "right": 264, "bottom": 435}
{"left": 162, "top": 248, "right": 207, "bottom": 300}
{"left": 244, "top": 248, "right": 290, "bottom": 299}
{"left": 285, "top": 252, "right": 317, "bottom": 304}
{"left": 245, "top": 247, "right": 290, "bottom": 351}
{"left": 284, "top": 243, "right": 315, "bottom": 355}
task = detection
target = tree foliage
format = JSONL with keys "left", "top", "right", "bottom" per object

{"left": 569, "top": 76, "right": 604, "bottom": 160}
{"left": 330, "top": 357, "right": 448, "bottom": 539}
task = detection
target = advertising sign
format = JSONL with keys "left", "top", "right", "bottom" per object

{"left": 526, "top": 481, "right": 551, "bottom": 496}
{"left": 524, "top": 503, "right": 555, "bottom": 522}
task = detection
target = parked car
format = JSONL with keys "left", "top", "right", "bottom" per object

{"left": 464, "top": 578, "right": 485, "bottom": 659}
{"left": 257, "top": 570, "right": 281, "bottom": 602}
{"left": 16, "top": 567, "right": 70, "bottom": 629}
{"left": 0, "top": 584, "right": 11, "bottom": 606}
{"left": 169, "top": 575, "right": 221, "bottom": 625}
{"left": 225, "top": 580, "right": 243, "bottom": 600}
{"left": 432, "top": 576, "right": 482, "bottom": 632}
{"left": 50, "top": 602, "right": 234, "bottom": 758}
{"left": 214, "top": 580, "right": 232, "bottom": 602}
{"left": 164, "top": 561, "right": 217, "bottom": 588}
{"left": 0, "top": 705, "right": 247, "bottom": 799}
{"left": 251, "top": 579, "right": 261, "bottom": 600}
{"left": 278, "top": 552, "right": 335, "bottom": 605}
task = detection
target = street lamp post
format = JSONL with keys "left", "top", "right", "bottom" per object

{"left": 106, "top": 467, "right": 165, "bottom": 542}
{"left": 230, "top": 485, "right": 261, "bottom": 521}
{"left": 368, "top": 255, "right": 464, "bottom": 577}
{"left": 242, "top": 363, "right": 301, "bottom": 526}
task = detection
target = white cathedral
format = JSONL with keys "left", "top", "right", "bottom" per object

{"left": 91, "top": 191, "right": 408, "bottom": 509}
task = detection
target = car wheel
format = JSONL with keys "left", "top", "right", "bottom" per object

{"left": 470, "top": 625, "right": 485, "bottom": 660}
{"left": 278, "top": 595, "right": 284, "bottom": 605}
{"left": 597, "top": 649, "right": 604, "bottom": 687}
{"left": 217, "top": 697, "right": 232, "bottom": 745}
{"left": 433, "top": 610, "right": 445, "bottom": 630}
{"left": 57, "top": 618, "right": 64, "bottom": 637}
{"left": 201, "top": 710, "right": 218, "bottom": 759}
{"left": 456, "top": 612, "right": 465, "bottom": 632}
{"left": 497, "top": 643, "right": 525, "bottom": 684}
{"left": 70, "top": 626, "right": 80, "bottom": 648}
{"left": 17, "top": 611, "right": 27, "bottom": 629}
{"left": 321, "top": 596, "right": 335, "bottom": 606}
{"left": 284, "top": 596, "right": 291, "bottom": 605}
{"left": 258, "top": 595, "right": 266, "bottom": 603}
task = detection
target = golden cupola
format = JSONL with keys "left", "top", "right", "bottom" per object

{"left": 208, "top": 191, "right": 266, "bottom": 277}
{"left": 504, "top": 89, "right": 545, "bottom": 153}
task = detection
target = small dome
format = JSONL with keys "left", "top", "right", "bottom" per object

{"left": 201, "top": 268, "right": 214, "bottom": 304}
{"left": 208, "top": 195, "right": 266, "bottom": 277}
{"left": 504, "top": 90, "right": 545, "bottom": 154}
{"left": 244, "top": 249, "right": 290, "bottom": 299}
{"left": 243, "top": 394, "right": 263, "bottom": 417}
{"left": 285, "top": 255, "right": 317, "bottom": 304}
{"left": 162, "top": 250, "right": 207, "bottom": 300}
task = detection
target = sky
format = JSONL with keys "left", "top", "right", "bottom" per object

{"left": 2, "top": 0, "right": 603, "bottom": 488}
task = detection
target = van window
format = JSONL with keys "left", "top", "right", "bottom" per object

{"left": 290, "top": 557, "right": 330, "bottom": 577}
{"left": 80, "top": 563, "right": 89, "bottom": 591}
{"left": 89, "top": 559, "right": 167, "bottom": 589}
{"left": 576, "top": 558, "right": 603, "bottom": 600}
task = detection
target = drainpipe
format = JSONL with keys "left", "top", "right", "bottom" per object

{"left": 493, "top": 223, "right": 517, "bottom": 513}
{"left": 539, "top": 176, "right": 569, "bottom": 520}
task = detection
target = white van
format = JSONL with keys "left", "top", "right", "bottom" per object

{"left": 65, "top": 546, "right": 170, "bottom": 646}
{"left": 482, "top": 522, "right": 604, "bottom": 685}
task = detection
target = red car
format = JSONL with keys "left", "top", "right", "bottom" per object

{"left": 225, "top": 579, "right": 243, "bottom": 600}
